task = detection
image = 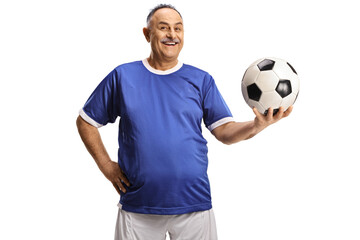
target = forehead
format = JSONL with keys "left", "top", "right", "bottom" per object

{"left": 151, "top": 8, "right": 183, "bottom": 25}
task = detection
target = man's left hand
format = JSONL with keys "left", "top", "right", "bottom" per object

{"left": 253, "top": 106, "right": 293, "bottom": 132}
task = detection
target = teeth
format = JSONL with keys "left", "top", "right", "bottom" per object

{"left": 165, "top": 42, "right": 176, "bottom": 45}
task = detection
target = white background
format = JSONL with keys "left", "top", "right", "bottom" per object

{"left": 1, "top": 0, "right": 359, "bottom": 239}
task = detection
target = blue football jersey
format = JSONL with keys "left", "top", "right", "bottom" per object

{"left": 80, "top": 59, "right": 233, "bottom": 215}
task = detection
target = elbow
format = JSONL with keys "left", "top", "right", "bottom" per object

{"left": 212, "top": 122, "right": 237, "bottom": 145}
{"left": 216, "top": 133, "right": 253, "bottom": 145}
{"left": 216, "top": 135, "right": 235, "bottom": 145}
{"left": 212, "top": 121, "right": 258, "bottom": 145}
{"left": 221, "top": 138, "right": 234, "bottom": 145}
{"left": 222, "top": 141, "right": 234, "bottom": 146}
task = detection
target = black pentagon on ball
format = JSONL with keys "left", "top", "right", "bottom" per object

{"left": 247, "top": 83, "right": 262, "bottom": 101}
{"left": 276, "top": 80, "right": 292, "bottom": 98}
{"left": 257, "top": 59, "right": 275, "bottom": 71}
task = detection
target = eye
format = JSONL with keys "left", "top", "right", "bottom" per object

{"left": 160, "top": 26, "right": 167, "bottom": 30}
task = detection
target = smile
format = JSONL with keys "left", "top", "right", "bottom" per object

{"left": 163, "top": 42, "right": 178, "bottom": 46}
{"left": 161, "top": 38, "right": 180, "bottom": 46}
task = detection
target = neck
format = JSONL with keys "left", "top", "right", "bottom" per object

{"left": 147, "top": 54, "right": 178, "bottom": 71}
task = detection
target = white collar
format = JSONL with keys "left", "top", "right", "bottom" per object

{"left": 142, "top": 58, "right": 183, "bottom": 75}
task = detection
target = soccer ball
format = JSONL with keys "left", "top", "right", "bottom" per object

{"left": 241, "top": 57, "right": 300, "bottom": 115}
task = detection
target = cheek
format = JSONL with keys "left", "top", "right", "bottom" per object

{"left": 179, "top": 39, "right": 184, "bottom": 48}
{"left": 150, "top": 36, "right": 161, "bottom": 48}
{"left": 150, "top": 32, "right": 161, "bottom": 43}
{"left": 178, "top": 35, "right": 184, "bottom": 44}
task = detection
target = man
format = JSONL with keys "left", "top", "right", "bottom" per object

{"left": 76, "top": 4, "right": 292, "bottom": 240}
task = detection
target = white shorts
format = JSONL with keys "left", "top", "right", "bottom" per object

{"left": 114, "top": 204, "right": 218, "bottom": 240}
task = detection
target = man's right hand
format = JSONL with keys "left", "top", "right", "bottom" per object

{"left": 102, "top": 161, "right": 131, "bottom": 194}
{"left": 76, "top": 116, "right": 131, "bottom": 194}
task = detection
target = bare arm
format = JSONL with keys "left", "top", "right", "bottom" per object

{"left": 76, "top": 116, "right": 130, "bottom": 194}
{"left": 212, "top": 106, "right": 293, "bottom": 145}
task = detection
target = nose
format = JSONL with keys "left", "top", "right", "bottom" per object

{"left": 166, "top": 28, "right": 176, "bottom": 39}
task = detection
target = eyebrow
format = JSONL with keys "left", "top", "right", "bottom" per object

{"left": 158, "top": 21, "right": 183, "bottom": 26}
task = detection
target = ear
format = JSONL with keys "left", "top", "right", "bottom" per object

{"left": 143, "top": 27, "right": 150, "bottom": 42}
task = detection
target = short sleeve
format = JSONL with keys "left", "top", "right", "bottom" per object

{"left": 203, "top": 75, "right": 234, "bottom": 131}
{"left": 79, "top": 69, "right": 120, "bottom": 128}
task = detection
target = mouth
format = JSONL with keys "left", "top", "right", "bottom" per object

{"left": 161, "top": 38, "right": 180, "bottom": 47}
{"left": 162, "top": 42, "right": 178, "bottom": 46}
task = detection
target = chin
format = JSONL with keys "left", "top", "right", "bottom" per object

{"left": 162, "top": 52, "right": 179, "bottom": 59}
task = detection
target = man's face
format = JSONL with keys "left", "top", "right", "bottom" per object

{"left": 144, "top": 8, "right": 184, "bottom": 62}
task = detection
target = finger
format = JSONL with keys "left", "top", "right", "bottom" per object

{"left": 252, "top": 107, "right": 263, "bottom": 119}
{"left": 119, "top": 171, "right": 131, "bottom": 187}
{"left": 275, "top": 107, "right": 284, "bottom": 120}
{"left": 266, "top": 108, "right": 273, "bottom": 120}
{"left": 116, "top": 179, "right": 127, "bottom": 193}
{"left": 283, "top": 106, "right": 293, "bottom": 118}
{"left": 112, "top": 182, "right": 121, "bottom": 195}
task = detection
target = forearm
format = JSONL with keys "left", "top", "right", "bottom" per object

{"left": 76, "top": 116, "right": 112, "bottom": 172}
{"left": 212, "top": 107, "right": 293, "bottom": 145}
{"left": 212, "top": 120, "right": 263, "bottom": 145}
{"left": 76, "top": 116, "right": 130, "bottom": 193}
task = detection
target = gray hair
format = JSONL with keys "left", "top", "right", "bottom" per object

{"left": 146, "top": 4, "right": 182, "bottom": 27}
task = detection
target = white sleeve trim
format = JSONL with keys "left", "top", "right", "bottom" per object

{"left": 207, "top": 117, "right": 234, "bottom": 132}
{"left": 79, "top": 108, "right": 104, "bottom": 128}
